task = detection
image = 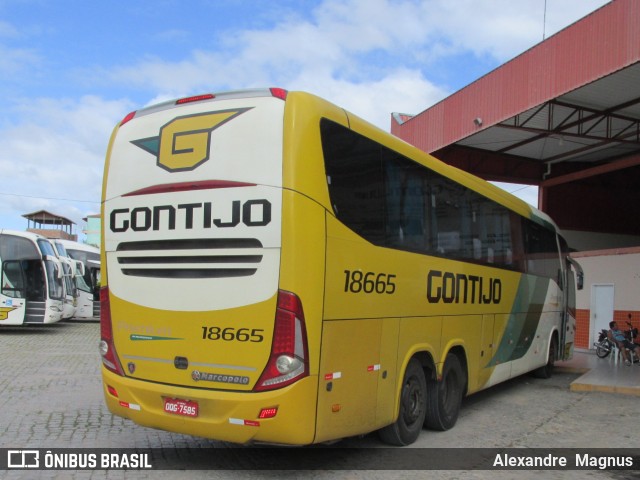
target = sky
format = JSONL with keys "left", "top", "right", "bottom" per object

{"left": 0, "top": 0, "right": 611, "bottom": 236}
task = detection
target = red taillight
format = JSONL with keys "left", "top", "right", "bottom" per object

{"left": 254, "top": 290, "right": 309, "bottom": 391}
{"left": 120, "top": 111, "right": 136, "bottom": 126}
{"left": 99, "top": 287, "right": 124, "bottom": 376}
{"left": 176, "top": 94, "right": 215, "bottom": 105}
{"left": 270, "top": 88, "right": 288, "bottom": 100}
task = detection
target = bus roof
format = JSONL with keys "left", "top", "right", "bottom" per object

{"left": 112, "top": 88, "right": 562, "bottom": 236}
{"left": 0, "top": 229, "right": 48, "bottom": 241}
{"left": 56, "top": 239, "right": 99, "bottom": 253}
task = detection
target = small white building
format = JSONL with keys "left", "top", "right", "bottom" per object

{"left": 572, "top": 247, "right": 640, "bottom": 350}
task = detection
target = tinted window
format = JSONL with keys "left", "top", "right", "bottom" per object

{"left": 321, "top": 120, "right": 385, "bottom": 244}
{"left": 523, "top": 220, "right": 561, "bottom": 280}
{"left": 0, "top": 234, "right": 39, "bottom": 260}
{"left": 321, "top": 119, "right": 519, "bottom": 270}
{"left": 38, "top": 239, "right": 56, "bottom": 257}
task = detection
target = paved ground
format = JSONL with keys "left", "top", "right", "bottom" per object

{"left": 563, "top": 349, "right": 640, "bottom": 396}
{"left": 0, "top": 321, "right": 639, "bottom": 480}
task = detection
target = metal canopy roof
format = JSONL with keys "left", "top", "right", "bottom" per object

{"left": 456, "top": 62, "right": 640, "bottom": 170}
{"left": 391, "top": 0, "right": 640, "bottom": 242}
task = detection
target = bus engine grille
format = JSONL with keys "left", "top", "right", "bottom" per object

{"left": 115, "top": 238, "right": 263, "bottom": 279}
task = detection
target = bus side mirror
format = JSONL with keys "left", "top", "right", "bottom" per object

{"left": 567, "top": 256, "right": 584, "bottom": 291}
{"left": 44, "top": 255, "right": 64, "bottom": 279}
{"left": 75, "top": 260, "right": 85, "bottom": 276}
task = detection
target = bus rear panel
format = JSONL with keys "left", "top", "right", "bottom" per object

{"left": 101, "top": 89, "right": 322, "bottom": 444}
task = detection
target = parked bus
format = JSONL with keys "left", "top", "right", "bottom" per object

{"left": 100, "top": 89, "right": 584, "bottom": 446}
{"left": 56, "top": 239, "right": 100, "bottom": 321}
{"left": 0, "top": 229, "right": 65, "bottom": 325}
{"left": 49, "top": 239, "right": 79, "bottom": 320}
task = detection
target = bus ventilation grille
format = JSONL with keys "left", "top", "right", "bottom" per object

{"left": 114, "top": 238, "right": 263, "bottom": 279}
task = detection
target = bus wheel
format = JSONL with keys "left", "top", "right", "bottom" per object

{"left": 532, "top": 337, "right": 557, "bottom": 379}
{"left": 378, "top": 358, "right": 426, "bottom": 446}
{"left": 424, "top": 353, "right": 464, "bottom": 431}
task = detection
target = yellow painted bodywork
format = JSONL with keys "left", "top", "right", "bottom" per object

{"left": 101, "top": 91, "right": 561, "bottom": 445}
{"left": 102, "top": 368, "right": 318, "bottom": 445}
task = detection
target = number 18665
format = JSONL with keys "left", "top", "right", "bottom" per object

{"left": 343, "top": 270, "right": 396, "bottom": 294}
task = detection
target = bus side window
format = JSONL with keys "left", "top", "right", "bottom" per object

{"left": 523, "top": 220, "right": 561, "bottom": 281}
{"left": 321, "top": 117, "right": 525, "bottom": 274}
{"left": 321, "top": 119, "right": 386, "bottom": 245}
{"left": 383, "top": 156, "right": 428, "bottom": 252}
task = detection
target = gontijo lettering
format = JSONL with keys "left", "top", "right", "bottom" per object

{"left": 109, "top": 199, "right": 271, "bottom": 232}
{"left": 426, "top": 269, "right": 502, "bottom": 304}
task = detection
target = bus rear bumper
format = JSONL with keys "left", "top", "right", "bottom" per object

{"left": 102, "top": 368, "right": 318, "bottom": 445}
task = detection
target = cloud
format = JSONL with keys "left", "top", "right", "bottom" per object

{"left": 0, "top": 43, "right": 41, "bottom": 80}
{"left": 0, "top": 0, "right": 610, "bottom": 229}
{"left": 292, "top": 68, "right": 448, "bottom": 129}
{"left": 0, "top": 17, "right": 44, "bottom": 84}
{"left": 0, "top": 95, "right": 133, "bottom": 228}
{"left": 103, "top": 0, "right": 459, "bottom": 128}
{"left": 418, "top": 0, "right": 610, "bottom": 62}
{"left": 153, "top": 28, "right": 191, "bottom": 43}
{"left": 0, "top": 19, "right": 19, "bottom": 38}
{"left": 102, "top": 0, "right": 609, "bottom": 120}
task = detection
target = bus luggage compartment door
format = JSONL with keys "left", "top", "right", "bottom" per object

{"left": 315, "top": 318, "right": 383, "bottom": 443}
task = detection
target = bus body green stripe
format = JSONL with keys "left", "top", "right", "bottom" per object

{"left": 487, "top": 275, "right": 550, "bottom": 366}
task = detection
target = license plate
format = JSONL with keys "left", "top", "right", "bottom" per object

{"left": 164, "top": 397, "right": 199, "bottom": 417}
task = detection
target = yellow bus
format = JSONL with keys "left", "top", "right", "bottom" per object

{"left": 100, "top": 89, "right": 583, "bottom": 446}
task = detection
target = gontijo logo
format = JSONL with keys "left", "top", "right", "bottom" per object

{"left": 0, "top": 306, "right": 18, "bottom": 321}
{"left": 131, "top": 108, "right": 251, "bottom": 172}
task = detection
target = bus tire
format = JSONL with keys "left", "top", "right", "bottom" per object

{"left": 378, "top": 358, "right": 426, "bottom": 446}
{"left": 532, "top": 336, "right": 557, "bottom": 379}
{"left": 424, "top": 353, "right": 464, "bottom": 431}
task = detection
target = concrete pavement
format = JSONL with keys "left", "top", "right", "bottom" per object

{"left": 1, "top": 321, "right": 639, "bottom": 480}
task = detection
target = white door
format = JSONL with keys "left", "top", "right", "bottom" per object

{"left": 591, "top": 284, "right": 614, "bottom": 346}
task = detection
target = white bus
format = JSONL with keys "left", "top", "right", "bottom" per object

{"left": 50, "top": 239, "right": 81, "bottom": 320}
{"left": 56, "top": 239, "right": 101, "bottom": 321}
{"left": 0, "top": 229, "right": 65, "bottom": 325}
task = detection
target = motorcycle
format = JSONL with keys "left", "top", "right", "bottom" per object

{"left": 593, "top": 329, "right": 615, "bottom": 358}
{"left": 593, "top": 321, "right": 639, "bottom": 359}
